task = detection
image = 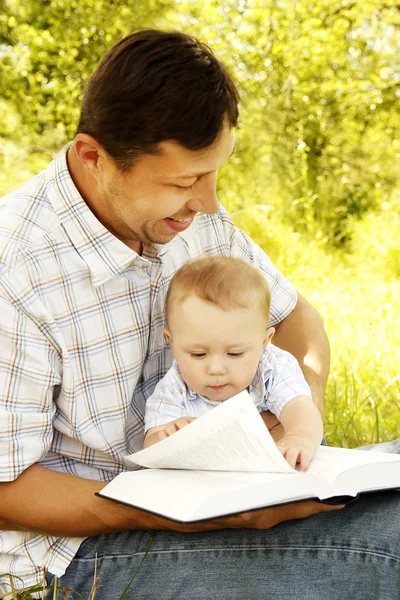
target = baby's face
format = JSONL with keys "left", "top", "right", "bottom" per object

{"left": 166, "top": 295, "right": 272, "bottom": 402}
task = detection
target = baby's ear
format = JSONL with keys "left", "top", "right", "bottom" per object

{"left": 163, "top": 327, "right": 172, "bottom": 343}
{"left": 263, "top": 326, "right": 275, "bottom": 347}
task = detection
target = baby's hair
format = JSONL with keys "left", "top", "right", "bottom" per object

{"left": 166, "top": 256, "right": 271, "bottom": 324}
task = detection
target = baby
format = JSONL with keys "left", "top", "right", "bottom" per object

{"left": 144, "top": 256, "right": 323, "bottom": 470}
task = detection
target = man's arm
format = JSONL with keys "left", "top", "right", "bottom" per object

{"left": 0, "top": 465, "right": 342, "bottom": 536}
{"left": 272, "top": 293, "right": 330, "bottom": 417}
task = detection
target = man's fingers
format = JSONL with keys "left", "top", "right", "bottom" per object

{"left": 218, "top": 500, "right": 346, "bottom": 531}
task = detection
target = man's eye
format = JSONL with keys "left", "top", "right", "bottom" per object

{"left": 175, "top": 180, "right": 198, "bottom": 191}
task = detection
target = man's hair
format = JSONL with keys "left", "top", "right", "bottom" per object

{"left": 166, "top": 256, "right": 271, "bottom": 325}
{"left": 76, "top": 29, "right": 239, "bottom": 170}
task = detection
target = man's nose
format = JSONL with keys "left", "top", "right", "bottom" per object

{"left": 186, "top": 172, "right": 219, "bottom": 215}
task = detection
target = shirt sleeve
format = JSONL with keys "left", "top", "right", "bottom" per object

{"left": 144, "top": 364, "right": 189, "bottom": 431}
{"left": 261, "top": 348, "right": 312, "bottom": 419}
{"left": 0, "top": 277, "right": 60, "bottom": 481}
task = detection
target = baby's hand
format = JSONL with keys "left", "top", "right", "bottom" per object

{"left": 143, "top": 417, "right": 197, "bottom": 448}
{"left": 276, "top": 435, "right": 318, "bottom": 471}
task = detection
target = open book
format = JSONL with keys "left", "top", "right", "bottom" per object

{"left": 97, "top": 391, "right": 400, "bottom": 523}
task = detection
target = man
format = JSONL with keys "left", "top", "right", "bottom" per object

{"left": 0, "top": 29, "right": 399, "bottom": 599}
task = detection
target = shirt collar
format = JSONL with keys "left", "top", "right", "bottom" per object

{"left": 249, "top": 348, "right": 274, "bottom": 402}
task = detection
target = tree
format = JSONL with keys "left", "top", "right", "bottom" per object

{"left": 0, "top": 0, "right": 173, "bottom": 140}
{"left": 1, "top": 0, "right": 399, "bottom": 243}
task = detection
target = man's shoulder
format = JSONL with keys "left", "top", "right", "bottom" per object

{"left": 0, "top": 167, "right": 60, "bottom": 271}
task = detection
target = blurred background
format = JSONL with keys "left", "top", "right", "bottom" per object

{"left": 0, "top": 0, "right": 399, "bottom": 446}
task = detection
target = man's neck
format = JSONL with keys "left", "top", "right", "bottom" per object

{"left": 66, "top": 146, "right": 143, "bottom": 255}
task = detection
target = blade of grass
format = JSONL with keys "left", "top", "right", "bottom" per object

{"left": 42, "top": 567, "right": 47, "bottom": 600}
{"left": 118, "top": 535, "right": 154, "bottom": 600}
{"left": 8, "top": 576, "right": 16, "bottom": 600}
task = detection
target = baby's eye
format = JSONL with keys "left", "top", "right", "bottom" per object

{"left": 228, "top": 352, "right": 244, "bottom": 357}
{"left": 190, "top": 353, "right": 206, "bottom": 359}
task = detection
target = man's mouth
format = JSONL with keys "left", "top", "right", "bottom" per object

{"left": 164, "top": 216, "right": 195, "bottom": 232}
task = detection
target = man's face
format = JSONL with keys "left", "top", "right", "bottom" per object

{"left": 166, "top": 295, "right": 272, "bottom": 402}
{"left": 90, "top": 123, "right": 235, "bottom": 249}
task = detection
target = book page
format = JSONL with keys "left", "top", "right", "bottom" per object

{"left": 307, "top": 445, "right": 400, "bottom": 492}
{"left": 126, "top": 391, "right": 294, "bottom": 473}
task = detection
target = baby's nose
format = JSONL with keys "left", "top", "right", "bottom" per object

{"left": 207, "top": 362, "right": 227, "bottom": 375}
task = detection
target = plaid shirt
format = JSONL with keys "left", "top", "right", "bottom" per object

{"left": 0, "top": 145, "right": 297, "bottom": 589}
{"left": 145, "top": 346, "right": 311, "bottom": 431}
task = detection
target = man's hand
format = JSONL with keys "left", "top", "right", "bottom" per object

{"left": 143, "top": 417, "right": 197, "bottom": 448}
{"left": 171, "top": 500, "right": 344, "bottom": 533}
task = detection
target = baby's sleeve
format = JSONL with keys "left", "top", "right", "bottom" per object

{"left": 262, "top": 348, "right": 312, "bottom": 419}
{"left": 144, "top": 366, "right": 189, "bottom": 431}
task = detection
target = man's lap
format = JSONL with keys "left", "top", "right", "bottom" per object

{"left": 48, "top": 489, "right": 400, "bottom": 600}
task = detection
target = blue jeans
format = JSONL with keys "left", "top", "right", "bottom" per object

{"left": 47, "top": 441, "right": 400, "bottom": 600}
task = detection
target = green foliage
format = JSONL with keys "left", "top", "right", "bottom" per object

{"left": 2, "top": 0, "right": 399, "bottom": 241}
{"left": 0, "top": 138, "right": 52, "bottom": 197}
{"left": 0, "top": 0, "right": 174, "bottom": 140}
{"left": 165, "top": 0, "right": 400, "bottom": 244}
{"left": 348, "top": 194, "right": 400, "bottom": 278}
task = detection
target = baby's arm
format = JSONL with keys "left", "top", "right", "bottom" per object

{"left": 276, "top": 395, "right": 323, "bottom": 470}
{"left": 144, "top": 363, "right": 197, "bottom": 448}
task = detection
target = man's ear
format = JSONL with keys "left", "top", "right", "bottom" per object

{"left": 72, "top": 133, "right": 108, "bottom": 181}
{"left": 263, "top": 326, "right": 275, "bottom": 348}
{"left": 163, "top": 327, "right": 172, "bottom": 344}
